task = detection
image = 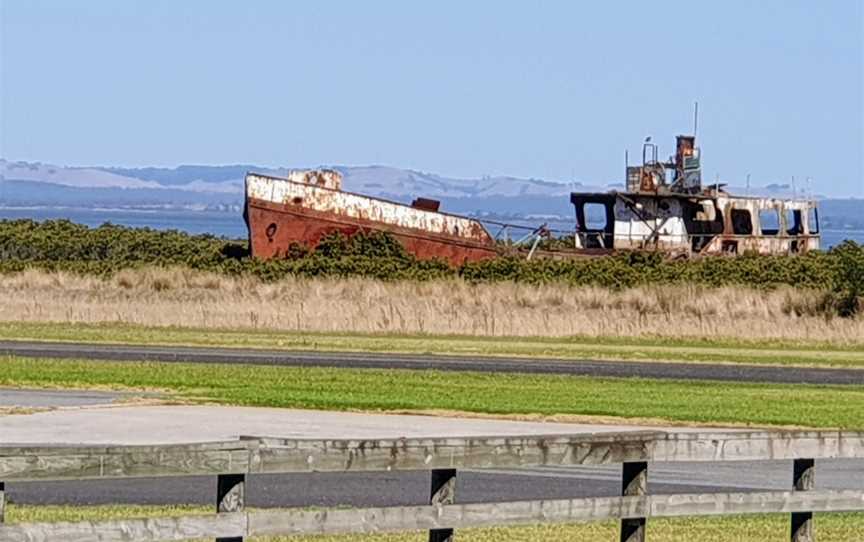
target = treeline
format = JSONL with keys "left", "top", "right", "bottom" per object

{"left": 1, "top": 219, "right": 861, "bottom": 315}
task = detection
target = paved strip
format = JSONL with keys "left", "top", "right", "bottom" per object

{"left": 0, "top": 388, "right": 125, "bottom": 408}
{"left": 0, "top": 471, "right": 761, "bottom": 508}
{"left": 0, "top": 405, "right": 670, "bottom": 445}
{"left": 1, "top": 340, "right": 861, "bottom": 384}
{"left": 8, "top": 459, "right": 863, "bottom": 508}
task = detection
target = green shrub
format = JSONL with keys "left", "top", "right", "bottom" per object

{"left": 1, "top": 219, "right": 862, "bottom": 316}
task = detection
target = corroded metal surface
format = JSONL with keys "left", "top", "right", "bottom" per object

{"left": 283, "top": 169, "right": 343, "bottom": 190}
{"left": 571, "top": 191, "right": 820, "bottom": 257}
{"left": 245, "top": 172, "right": 497, "bottom": 266}
{"left": 587, "top": 133, "right": 821, "bottom": 257}
{"left": 244, "top": 133, "right": 821, "bottom": 263}
{"left": 704, "top": 194, "right": 820, "bottom": 255}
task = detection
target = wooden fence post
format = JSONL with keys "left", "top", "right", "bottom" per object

{"left": 216, "top": 473, "right": 245, "bottom": 542}
{"left": 791, "top": 458, "right": 815, "bottom": 542}
{"left": 0, "top": 481, "right": 5, "bottom": 525}
{"left": 429, "top": 468, "right": 457, "bottom": 542}
{"left": 620, "top": 461, "right": 647, "bottom": 542}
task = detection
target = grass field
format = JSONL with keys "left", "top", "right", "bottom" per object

{"left": 2, "top": 320, "right": 863, "bottom": 369}
{"left": 2, "top": 268, "right": 862, "bottom": 344}
{"left": 2, "top": 356, "right": 863, "bottom": 428}
{"left": 5, "top": 504, "right": 864, "bottom": 541}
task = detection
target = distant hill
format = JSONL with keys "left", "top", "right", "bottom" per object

{"left": 2, "top": 159, "right": 584, "bottom": 200}
{"left": 1, "top": 159, "right": 860, "bottom": 227}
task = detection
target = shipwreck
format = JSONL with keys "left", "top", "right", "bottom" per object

{"left": 244, "top": 133, "right": 819, "bottom": 264}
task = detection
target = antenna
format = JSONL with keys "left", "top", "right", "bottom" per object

{"left": 746, "top": 173, "right": 751, "bottom": 197}
{"left": 693, "top": 101, "right": 699, "bottom": 136}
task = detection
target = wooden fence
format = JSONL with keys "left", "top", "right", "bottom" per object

{"left": 1, "top": 429, "right": 863, "bottom": 541}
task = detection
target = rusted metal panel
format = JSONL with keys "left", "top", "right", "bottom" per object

{"left": 246, "top": 132, "right": 822, "bottom": 263}
{"left": 571, "top": 189, "right": 820, "bottom": 258}
{"left": 701, "top": 195, "right": 821, "bottom": 256}
{"left": 583, "top": 132, "right": 822, "bottom": 258}
{"left": 245, "top": 172, "right": 497, "bottom": 266}
{"left": 411, "top": 197, "right": 441, "bottom": 213}
{"left": 283, "top": 169, "right": 343, "bottom": 190}
{"left": 612, "top": 197, "right": 690, "bottom": 253}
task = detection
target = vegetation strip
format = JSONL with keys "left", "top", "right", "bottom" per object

{"left": 1, "top": 220, "right": 861, "bottom": 318}
{"left": 1, "top": 322, "right": 862, "bottom": 369}
{"left": 1, "top": 356, "right": 863, "bottom": 429}
{"left": 4, "top": 504, "right": 864, "bottom": 542}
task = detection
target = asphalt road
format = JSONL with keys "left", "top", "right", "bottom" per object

{"left": 8, "top": 459, "right": 863, "bottom": 508}
{"left": 1, "top": 340, "right": 862, "bottom": 385}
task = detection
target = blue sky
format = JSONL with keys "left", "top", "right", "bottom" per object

{"left": 1, "top": 1, "right": 862, "bottom": 196}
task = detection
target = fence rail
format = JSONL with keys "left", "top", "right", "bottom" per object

{"left": 1, "top": 430, "right": 863, "bottom": 541}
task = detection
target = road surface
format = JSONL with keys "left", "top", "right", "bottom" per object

{"left": 1, "top": 340, "right": 861, "bottom": 385}
{"left": 9, "top": 459, "right": 864, "bottom": 509}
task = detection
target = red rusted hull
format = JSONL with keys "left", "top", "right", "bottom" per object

{"left": 246, "top": 198, "right": 499, "bottom": 266}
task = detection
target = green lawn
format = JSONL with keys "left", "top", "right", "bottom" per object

{"left": 5, "top": 504, "right": 863, "bottom": 542}
{"left": 2, "top": 356, "right": 863, "bottom": 428}
{"left": 2, "top": 321, "right": 864, "bottom": 368}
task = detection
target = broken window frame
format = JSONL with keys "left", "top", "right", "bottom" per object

{"left": 758, "top": 208, "right": 781, "bottom": 236}
{"left": 808, "top": 207, "right": 820, "bottom": 234}
{"left": 731, "top": 208, "right": 754, "bottom": 235}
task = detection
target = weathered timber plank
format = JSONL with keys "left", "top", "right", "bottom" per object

{"left": 0, "top": 448, "right": 256, "bottom": 481}
{"left": 0, "top": 512, "right": 246, "bottom": 542}
{"left": 247, "top": 490, "right": 864, "bottom": 536}
{"left": 1, "top": 491, "right": 862, "bottom": 541}
{"left": 3, "top": 431, "right": 864, "bottom": 481}
{"left": 0, "top": 440, "right": 251, "bottom": 457}
{"left": 653, "top": 431, "right": 864, "bottom": 463}
{"left": 253, "top": 431, "right": 864, "bottom": 473}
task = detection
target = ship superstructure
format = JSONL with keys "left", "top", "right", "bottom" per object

{"left": 245, "top": 133, "right": 819, "bottom": 263}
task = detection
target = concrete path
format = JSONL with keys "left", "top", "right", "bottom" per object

{"left": 3, "top": 398, "right": 862, "bottom": 509}
{"left": 0, "top": 404, "right": 675, "bottom": 445}
{"left": 0, "top": 388, "right": 126, "bottom": 408}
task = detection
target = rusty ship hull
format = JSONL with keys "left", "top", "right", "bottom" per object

{"left": 246, "top": 132, "right": 820, "bottom": 264}
{"left": 245, "top": 171, "right": 498, "bottom": 266}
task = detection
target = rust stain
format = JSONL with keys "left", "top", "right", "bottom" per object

{"left": 245, "top": 172, "right": 497, "bottom": 266}
{"left": 573, "top": 133, "right": 820, "bottom": 257}
{"left": 245, "top": 132, "right": 820, "bottom": 264}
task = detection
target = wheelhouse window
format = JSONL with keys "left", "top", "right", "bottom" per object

{"left": 758, "top": 209, "right": 780, "bottom": 235}
{"left": 808, "top": 208, "right": 820, "bottom": 234}
{"left": 731, "top": 209, "right": 753, "bottom": 235}
{"left": 786, "top": 209, "right": 803, "bottom": 235}
{"left": 583, "top": 203, "right": 609, "bottom": 230}
{"left": 571, "top": 195, "right": 615, "bottom": 250}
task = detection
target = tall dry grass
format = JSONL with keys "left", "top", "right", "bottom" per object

{"left": 1, "top": 267, "right": 861, "bottom": 343}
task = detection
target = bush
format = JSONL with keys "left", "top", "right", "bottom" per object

{"left": 0, "top": 219, "right": 861, "bottom": 316}
{"left": 828, "top": 241, "right": 864, "bottom": 317}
